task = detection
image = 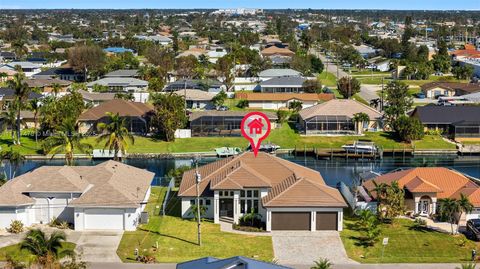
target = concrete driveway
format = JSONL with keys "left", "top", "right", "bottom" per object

{"left": 68, "top": 230, "right": 124, "bottom": 263}
{"left": 272, "top": 231, "right": 356, "bottom": 266}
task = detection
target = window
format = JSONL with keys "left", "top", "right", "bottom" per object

{"left": 205, "top": 199, "right": 211, "bottom": 206}
{"left": 247, "top": 190, "right": 252, "bottom": 198}
{"left": 219, "top": 191, "right": 223, "bottom": 196}
{"left": 229, "top": 191, "right": 234, "bottom": 196}
{"left": 240, "top": 190, "right": 245, "bottom": 197}
{"left": 253, "top": 190, "right": 259, "bottom": 198}
{"left": 190, "top": 200, "right": 195, "bottom": 205}
{"left": 241, "top": 201, "right": 246, "bottom": 213}
{"left": 199, "top": 200, "right": 204, "bottom": 206}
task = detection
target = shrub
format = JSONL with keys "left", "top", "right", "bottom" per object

{"left": 236, "top": 99, "right": 249, "bottom": 109}
{"left": 393, "top": 115, "right": 424, "bottom": 142}
{"left": 276, "top": 110, "right": 290, "bottom": 123}
{"left": 58, "top": 221, "right": 71, "bottom": 230}
{"left": 49, "top": 217, "right": 61, "bottom": 228}
{"left": 7, "top": 220, "right": 24, "bottom": 234}
{"left": 233, "top": 224, "right": 266, "bottom": 233}
{"left": 412, "top": 218, "right": 427, "bottom": 230}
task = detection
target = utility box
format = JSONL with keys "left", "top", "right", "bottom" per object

{"left": 140, "top": 211, "right": 149, "bottom": 224}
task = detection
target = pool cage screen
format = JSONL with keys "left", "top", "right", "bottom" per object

{"left": 303, "top": 115, "right": 355, "bottom": 135}
{"left": 190, "top": 116, "right": 244, "bottom": 137}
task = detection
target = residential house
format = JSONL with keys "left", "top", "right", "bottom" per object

{"left": 26, "top": 78, "right": 71, "bottom": 97}
{"left": 361, "top": 167, "right": 480, "bottom": 219}
{"left": 134, "top": 34, "right": 172, "bottom": 46}
{"left": 86, "top": 77, "right": 149, "bottom": 103}
{"left": 410, "top": 106, "right": 480, "bottom": 140}
{"left": 78, "top": 90, "right": 116, "bottom": 107}
{"left": 298, "top": 99, "right": 383, "bottom": 135}
{"left": 173, "top": 89, "right": 216, "bottom": 109}
{"left": 0, "top": 52, "right": 16, "bottom": 62}
{"left": 0, "top": 62, "right": 41, "bottom": 77}
{"left": 0, "top": 88, "right": 43, "bottom": 111}
{"left": 189, "top": 111, "right": 278, "bottom": 137}
{"left": 260, "top": 46, "right": 295, "bottom": 58}
{"left": 207, "top": 48, "right": 228, "bottom": 64}
{"left": 178, "top": 152, "right": 347, "bottom": 231}
{"left": 421, "top": 82, "right": 480, "bottom": 99}
{"left": 258, "top": 68, "right": 301, "bottom": 81}
{"left": 236, "top": 92, "right": 334, "bottom": 110}
{"left": 260, "top": 76, "right": 308, "bottom": 93}
{"left": 164, "top": 79, "right": 225, "bottom": 93}
{"left": 354, "top": 45, "right": 377, "bottom": 59}
{"left": 32, "top": 66, "right": 85, "bottom": 82}
{"left": 0, "top": 161, "right": 154, "bottom": 231}
{"left": 177, "top": 256, "right": 292, "bottom": 269}
{"left": 104, "top": 69, "right": 140, "bottom": 78}
{"left": 176, "top": 48, "right": 207, "bottom": 59}
{"left": 0, "top": 68, "right": 17, "bottom": 82}
{"left": 77, "top": 99, "right": 154, "bottom": 135}
{"left": 104, "top": 47, "right": 136, "bottom": 55}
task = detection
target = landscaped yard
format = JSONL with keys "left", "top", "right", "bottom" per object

{"left": 0, "top": 242, "right": 76, "bottom": 263}
{"left": 318, "top": 71, "right": 337, "bottom": 87}
{"left": 341, "top": 218, "right": 476, "bottom": 263}
{"left": 116, "top": 187, "right": 273, "bottom": 263}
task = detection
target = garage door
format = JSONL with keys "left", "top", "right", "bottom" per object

{"left": 271, "top": 212, "right": 310, "bottom": 230}
{"left": 316, "top": 212, "right": 338, "bottom": 230}
{"left": 0, "top": 208, "right": 17, "bottom": 229}
{"left": 85, "top": 209, "right": 124, "bottom": 230}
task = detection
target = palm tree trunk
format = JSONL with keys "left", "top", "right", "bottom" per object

{"left": 34, "top": 117, "right": 38, "bottom": 144}
{"left": 16, "top": 108, "right": 21, "bottom": 145}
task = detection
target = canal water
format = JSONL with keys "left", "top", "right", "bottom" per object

{"left": 7, "top": 154, "right": 480, "bottom": 187}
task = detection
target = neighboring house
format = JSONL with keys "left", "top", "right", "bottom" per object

{"left": 360, "top": 167, "right": 480, "bottom": 219}
{"left": 260, "top": 46, "right": 295, "bottom": 58}
{"left": 0, "top": 161, "right": 154, "bottom": 231}
{"left": 0, "top": 62, "right": 42, "bottom": 77}
{"left": 207, "top": 48, "right": 228, "bottom": 64}
{"left": 298, "top": 99, "right": 383, "bottom": 135}
{"left": 269, "top": 56, "right": 292, "bottom": 68}
{"left": 32, "top": 67, "right": 85, "bottom": 82}
{"left": 354, "top": 44, "right": 377, "bottom": 58}
{"left": 26, "top": 78, "right": 72, "bottom": 97}
{"left": 258, "top": 68, "right": 301, "bottom": 81}
{"left": 78, "top": 90, "right": 116, "bottom": 106}
{"left": 104, "top": 47, "right": 136, "bottom": 55}
{"left": 260, "top": 76, "right": 308, "bottom": 93}
{"left": 77, "top": 99, "right": 154, "bottom": 134}
{"left": 0, "top": 68, "right": 17, "bottom": 82}
{"left": 235, "top": 92, "right": 334, "bottom": 110}
{"left": 134, "top": 34, "right": 172, "bottom": 46}
{"left": 86, "top": 77, "right": 149, "bottom": 103}
{"left": 173, "top": 89, "right": 216, "bottom": 109}
{"left": 463, "top": 91, "right": 480, "bottom": 103}
{"left": 178, "top": 152, "right": 347, "bottom": 231}
{"left": 0, "top": 88, "right": 43, "bottom": 111}
{"left": 189, "top": 111, "right": 278, "bottom": 137}
{"left": 177, "top": 256, "right": 292, "bottom": 269}
{"left": 104, "top": 69, "right": 140, "bottom": 78}
{"left": 176, "top": 48, "right": 207, "bottom": 59}
{"left": 0, "top": 51, "right": 17, "bottom": 62}
{"left": 410, "top": 106, "right": 480, "bottom": 140}
{"left": 164, "top": 79, "right": 225, "bottom": 93}
{"left": 421, "top": 82, "right": 480, "bottom": 99}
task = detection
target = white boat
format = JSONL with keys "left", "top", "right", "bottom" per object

{"left": 342, "top": 141, "right": 377, "bottom": 154}
{"left": 92, "top": 149, "right": 124, "bottom": 159}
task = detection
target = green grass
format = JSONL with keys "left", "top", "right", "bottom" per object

{"left": 0, "top": 242, "right": 76, "bottom": 263}
{"left": 117, "top": 187, "right": 273, "bottom": 263}
{"left": 413, "top": 135, "right": 456, "bottom": 150}
{"left": 353, "top": 94, "right": 369, "bottom": 105}
{"left": 318, "top": 71, "right": 337, "bottom": 87}
{"left": 341, "top": 218, "right": 475, "bottom": 263}
{"left": 351, "top": 70, "right": 391, "bottom": 76}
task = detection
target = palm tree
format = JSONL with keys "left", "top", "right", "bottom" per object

{"left": 96, "top": 112, "right": 134, "bottom": 161}
{"left": 7, "top": 72, "right": 30, "bottom": 145}
{"left": 20, "top": 229, "right": 73, "bottom": 266}
{"left": 352, "top": 112, "right": 370, "bottom": 135}
{"left": 0, "top": 106, "right": 19, "bottom": 144}
{"left": 458, "top": 194, "right": 474, "bottom": 233}
{"left": 0, "top": 149, "right": 25, "bottom": 179}
{"left": 438, "top": 198, "right": 461, "bottom": 234}
{"left": 51, "top": 83, "right": 62, "bottom": 98}
{"left": 42, "top": 120, "right": 92, "bottom": 166}
{"left": 311, "top": 258, "right": 332, "bottom": 269}
{"left": 11, "top": 40, "right": 28, "bottom": 59}
{"left": 28, "top": 98, "right": 41, "bottom": 144}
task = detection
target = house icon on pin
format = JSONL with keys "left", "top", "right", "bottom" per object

{"left": 248, "top": 118, "right": 264, "bottom": 135}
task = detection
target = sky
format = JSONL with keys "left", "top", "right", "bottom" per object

{"left": 0, "top": 0, "right": 478, "bottom": 10}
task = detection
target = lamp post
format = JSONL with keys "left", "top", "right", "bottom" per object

{"left": 193, "top": 157, "right": 202, "bottom": 246}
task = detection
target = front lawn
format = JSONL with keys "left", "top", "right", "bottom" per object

{"left": 116, "top": 187, "right": 273, "bottom": 263}
{"left": 318, "top": 71, "right": 337, "bottom": 87}
{"left": 340, "top": 218, "right": 475, "bottom": 263}
{"left": 0, "top": 242, "right": 76, "bottom": 263}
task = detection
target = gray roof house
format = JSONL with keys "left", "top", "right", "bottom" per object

{"left": 177, "top": 256, "right": 292, "bottom": 269}
{"left": 87, "top": 77, "right": 149, "bottom": 103}
{"left": 104, "top": 69, "right": 140, "bottom": 78}
{"left": 259, "top": 76, "right": 307, "bottom": 93}
{"left": 259, "top": 68, "right": 301, "bottom": 80}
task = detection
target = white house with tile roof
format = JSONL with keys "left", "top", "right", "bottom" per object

{"left": 0, "top": 161, "right": 154, "bottom": 231}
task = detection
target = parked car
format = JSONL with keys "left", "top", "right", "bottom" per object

{"left": 217, "top": 106, "right": 229, "bottom": 111}
{"left": 467, "top": 219, "right": 480, "bottom": 241}
{"left": 415, "top": 93, "right": 426, "bottom": 99}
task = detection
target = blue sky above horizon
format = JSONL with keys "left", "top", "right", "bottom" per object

{"left": 0, "top": 0, "right": 479, "bottom": 10}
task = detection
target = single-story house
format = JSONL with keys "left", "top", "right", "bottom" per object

{"left": 104, "top": 69, "right": 140, "bottom": 78}
{"left": 360, "top": 167, "right": 480, "bottom": 219}
{"left": 269, "top": 56, "right": 292, "bottom": 68}
{"left": 260, "top": 76, "right": 308, "bottom": 93}
{"left": 164, "top": 79, "right": 225, "bottom": 93}
{"left": 260, "top": 46, "right": 295, "bottom": 58}
{"left": 178, "top": 152, "right": 347, "bottom": 231}
{"left": 0, "top": 161, "right": 154, "bottom": 231}
{"left": 86, "top": 77, "right": 149, "bottom": 103}
{"left": 189, "top": 111, "right": 278, "bottom": 137}
{"left": 421, "top": 82, "right": 480, "bottom": 99}
{"left": 77, "top": 99, "right": 154, "bottom": 135}
{"left": 173, "top": 89, "right": 216, "bottom": 109}
{"left": 258, "top": 68, "right": 301, "bottom": 81}
{"left": 78, "top": 90, "right": 116, "bottom": 107}
{"left": 0, "top": 88, "right": 43, "bottom": 111}
{"left": 26, "top": 78, "right": 71, "bottom": 97}
{"left": 410, "top": 106, "right": 480, "bottom": 140}
{"left": 134, "top": 34, "right": 172, "bottom": 46}
{"left": 235, "top": 92, "right": 334, "bottom": 110}
{"left": 32, "top": 67, "right": 85, "bottom": 82}
{"left": 0, "top": 68, "right": 17, "bottom": 82}
{"left": 177, "top": 256, "right": 292, "bottom": 269}
{"left": 104, "top": 47, "right": 136, "bottom": 55}
{"left": 0, "top": 62, "right": 42, "bottom": 77}
{"left": 298, "top": 99, "right": 383, "bottom": 135}
{"left": 0, "top": 51, "right": 16, "bottom": 62}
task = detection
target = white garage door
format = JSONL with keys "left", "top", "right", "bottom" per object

{"left": 84, "top": 209, "right": 124, "bottom": 230}
{"left": 0, "top": 208, "right": 17, "bottom": 229}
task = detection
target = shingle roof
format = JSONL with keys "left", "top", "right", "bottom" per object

{"left": 363, "top": 167, "right": 480, "bottom": 206}
{"left": 411, "top": 106, "right": 480, "bottom": 124}
{"left": 26, "top": 78, "right": 72, "bottom": 88}
{"left": 188, "top": 111, "right": 278, "bottom": 122}
{"left": 236, "top": 92, "right": 334, "bottom": 102}
{"left": 104, "top": 69, "right": 139, "bottom": 78}
{"left": 79, "top": 90, "right": 116, "bottom": 102}
{"left": 259, "top": 68, "right": 301, "bottom": 77}
{"left": 78, "top": 99, "right": 153, "bottom": 121}
{"left": 86, "top": 77, "right": 147, "bottom": 87}
{"left": 0, "top": 161, "right": 154, "bottom": 208}
{"left": 173, "top": 89, "right": 216, "bottom": 101}
{"left": 260, "top": 76, "right": 307, "bottom": 87}
{"left": 421, "top": 82, "right": 480, "bottom": 94}
{"left": 299, "top": 99, "right": 383, "bottom": 120}
{"left": 178, "top": 152, "right": 347, "bottom": 208}
{"left": 0, "top": 88, "right": 43, "bottom": 100}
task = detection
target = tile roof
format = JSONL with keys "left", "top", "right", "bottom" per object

{"left": 299, "top": 99, "right": 383, "bottom": 120}
{"left": 77, "top": 99, "right": 153, "bottom": 121}
{"left": 260, "top": 46, "right": 295, "bottom": 57}
{"left": 0, "top": 161, "right": 154, "bottom": 208}
{"left": 363, "top": 167, "right": 480, "bottom": 206}
{"left": 78, "top": 90, "right": 116, "bottom": 102}
{"left": 178, "top": 152, "right": 347, "bottom": 208}
{"left": 236, "top": 92, "right": 334, "bottom": 102}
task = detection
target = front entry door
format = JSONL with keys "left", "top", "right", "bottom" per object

{"left": 419, "top": 200, "right": 429, "bottom": 215}
{"left": 220, "top": 199, "right": 234, "bottom": 218}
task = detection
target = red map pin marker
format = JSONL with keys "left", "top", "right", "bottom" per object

{"left": 240, "top": 112, "right": 271, "bottom": 157}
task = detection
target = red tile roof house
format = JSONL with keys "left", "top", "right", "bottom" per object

{"left": 178, "top": 152, "right": 347, "bottom": 231}
{"left": 0, "top": 161, "right": 154, "bottom": 231}
{"left": 360, "top": 167, "right": 480, "bottom": 220}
